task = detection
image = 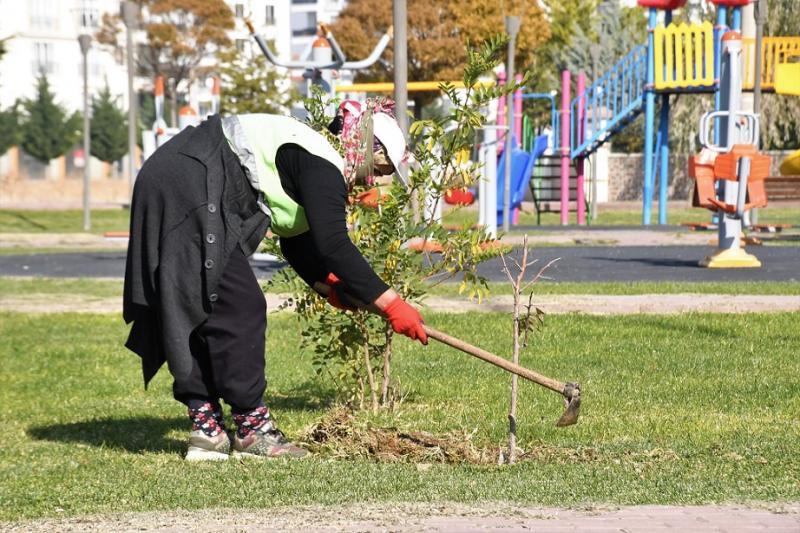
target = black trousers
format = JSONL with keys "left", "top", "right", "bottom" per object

{"left": 172, "top": 247, "right": 267, "bottom": 412}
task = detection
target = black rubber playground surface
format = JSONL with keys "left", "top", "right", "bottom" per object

{"left": 1, "top": 245, "right": 797, "bottom": 283}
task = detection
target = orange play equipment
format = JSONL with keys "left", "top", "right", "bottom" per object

{"left": 690, "top": 144, "right": 770, "bottom": 215}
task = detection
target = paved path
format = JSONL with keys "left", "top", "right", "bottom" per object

{"left": 1, "top": 246, "right": 797, "bottom": 282}
{"left": 4, "top": 293, "right": 799, "bottom": 315}
{"left": 5, "top": 503, "right": 799, "bottom": 532}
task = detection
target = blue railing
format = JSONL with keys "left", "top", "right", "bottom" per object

{"left": 570, "top": 45, "right": 648, "bottom": 158}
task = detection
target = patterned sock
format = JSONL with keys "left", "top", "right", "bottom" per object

{"left": 232, "top": 406, "right": 272, "bottom": 439}
{"left": 187, "top": 401, "right": 225, "bottom": 437}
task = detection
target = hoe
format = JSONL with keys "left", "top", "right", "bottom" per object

{"left": 314, "top": 283, "right": 581, "bottom": 427}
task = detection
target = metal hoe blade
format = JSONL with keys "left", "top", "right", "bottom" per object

{"left": 555, "top": 382, "right": 581, "bottom": 427}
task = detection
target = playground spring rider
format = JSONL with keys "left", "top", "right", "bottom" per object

{"left": 689, "top": 31, "right": 769, "bottom": 268}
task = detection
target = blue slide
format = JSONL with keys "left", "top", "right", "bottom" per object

{"left": 496, "top": 134, "right": 549, "bottom": 226}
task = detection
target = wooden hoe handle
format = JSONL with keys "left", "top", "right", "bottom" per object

{"left": 313, "top": 282, "right": 567, "bottom": 396}
{"left": 423, "top": 325, "right": 567, "bottom": 395}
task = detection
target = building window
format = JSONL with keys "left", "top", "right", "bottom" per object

{"left": 30, "top": 0, "right": 57, "bottom": 30}
{"left": 32, "top": 42, "right": 56, "bottom": 75}
{"left": 78, "top": 0, "right": 100, "bottom": 29}
{"left": 265, "top": 5, "right": 275, "bottom": 25}
{"left": 80, "top": 9, "right": 100, "bottom": 29}
{"left": 235, "top": 3, "right": 244, "bottom": 18}
{"left": 291, "top": 11, "right": 317, "bottom": 37}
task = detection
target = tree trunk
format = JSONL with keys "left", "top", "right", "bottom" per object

{"left": 413, "top": 95, "right": 425, "bottom": 120}
{"left": 381, "top": 329, "right": 394, "bottom": 406}
{"left": 357, "top": 376, "right": 365, "bottom": 411}
{"left": 509, "top": 287, "right": 520, "bottom": 464}
{"left": 168, "top": 79, "right": 178, "bottom": 128}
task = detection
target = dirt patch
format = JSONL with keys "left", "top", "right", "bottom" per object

{"left": 4, "top": 293, "right": 798, "bottom": 315}
{"left": 502, "top": 229, "right": 711, "bottom": 247}
{"left": 305, "top": 407, "right": 494, "bottom": 464}
{"left": 425, "top": 294, "right": 800, "bottom": 314}
{"left": 0, "top": 233, "right": 128, "bottom": 249}
{"left": 303, "top": 408, "right": 686, "bottom": 467}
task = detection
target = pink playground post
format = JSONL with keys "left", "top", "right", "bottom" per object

{"left": 576, "top": 72, "right": 586, "bottom": 225}
{"left": 559, "top": 70, "right": 571, "bottom": 225}
{"left": 514, "top": 73, "right": 523, "bottom": 144}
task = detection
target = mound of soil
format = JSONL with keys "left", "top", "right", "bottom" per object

{"left": 303, "top": 408, "right": 496, "bottom": 464}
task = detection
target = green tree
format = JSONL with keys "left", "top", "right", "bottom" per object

{"left": 96, "top": 0, "right": 234, "bottom": 126}
{"left": 20, "top": 75, "right": 81, "bottom": 164}
{"left": 216, "top": 44, "right": 296, "bottom": 115}
{"left": 90, "top": 84, "right": 128, "bottom": 164}
{"left": 0, "top": 102, "right": 21, "bottom": 155}
{"left": 329, "top": 0, "right": 549, "bottom": 117}
{"left": 269, "top": 37, "right": 520, "bottom": 410}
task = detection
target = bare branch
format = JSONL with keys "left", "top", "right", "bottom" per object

{"left": 521, "top": 257, "right": 561, "bottom": 294}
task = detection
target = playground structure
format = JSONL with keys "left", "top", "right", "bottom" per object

{"left": 561, "top": 0, "right": 800, "bottom": 226}
{"left": 689, "top": 30, "right": 770, "bottom": 267}
{"left": 141, "top": 76, "right": 220, "bottom": 161}
{"left": 312, "top": 0, "right": 800, "bottom": 237}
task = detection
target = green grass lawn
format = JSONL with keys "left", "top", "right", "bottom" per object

{"left": 442, "top": 206, "right": 800, "bottom": 228}
{"left": 426, "top": 280, "right": 800, "bottom": 297}
{"left": 2, "top": 278, "right": 798, "bottom": 301}
{"left": 1, "top": 311, "right": 797, "bottom": 521}
{"left": 0, "top": 209, "right": 130, "bottom": 234}
{"left": 2, "top": 206, "right": 797, "bottom": 235}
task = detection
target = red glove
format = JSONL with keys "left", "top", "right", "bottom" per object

{"left": 383, "top": 296, "right": 428, "bottom": 345}
{"left": 325, "top": 273, "right": 356, "bottom": 311}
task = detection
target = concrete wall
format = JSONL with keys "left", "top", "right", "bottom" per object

{"left": 604, "top": 150, "right": 795, "bottom": 202}
{"left": 0, "top": 147, "right": 132, "bottom": 208}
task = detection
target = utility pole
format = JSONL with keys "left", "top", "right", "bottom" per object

{"left": 121, "top": 1, "right": 138, "bottom": 194}
{"left": 393, "top": 0, "right": 408, "bottom": 137}
{"left": 78, "top": 33, "right": 91, "bottom": 231}
{"left": 503, "top": 16, "right": 520, "bottom": 233}
{"left": 753, "top": 0, "right": 767, "bottom": 121}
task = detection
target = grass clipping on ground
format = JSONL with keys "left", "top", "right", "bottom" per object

{"left": 302, "top": 407, "right": 683, "bottom": 467}
{"left": 303, "top": 407, "right": 496, "bottom": 464}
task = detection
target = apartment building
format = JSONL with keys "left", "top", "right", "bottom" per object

{"left": 0, "top": 0, "right": 349, "bottom": 206}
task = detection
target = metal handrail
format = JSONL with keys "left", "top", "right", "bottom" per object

{"left": 570, "top": 45, "right": 647, "bottom": 158}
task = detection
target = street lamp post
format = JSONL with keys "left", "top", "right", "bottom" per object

{"left": 121, "top": 1, "right": 138, "bottom": 194}
{"left": 503, "top": 16, "right": 520, "bottom": 233}
{"left": 78, "top": 33, "right": 91, "bottom": 231}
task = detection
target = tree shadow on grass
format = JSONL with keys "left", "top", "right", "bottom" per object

{"left": 27, "top": 416, "right": 186, "bottom": 454}
{"left": 269, "top": 379, "right": 339, "bottom": 412}
{"left": 0, "top": 211, "right": 48, "bottom": 231}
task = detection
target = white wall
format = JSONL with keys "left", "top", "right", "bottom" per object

{"left": 0, "top": 0, "right": 129, "bottom": 113}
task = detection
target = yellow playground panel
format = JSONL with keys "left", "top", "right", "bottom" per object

{"left": 654, "top": 21, "right": 715, "bottom": 91}
{"left": 775, "top": 60, "right": 800, "bottom": 96}
{"left": 335, "top": 81, "right": 495, "bottom": 93}
{"left": 743, "top": 36, "right": 800, "bottom": 92}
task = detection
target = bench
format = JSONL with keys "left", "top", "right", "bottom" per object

{"left": 765, "top": 175, "right": 800, "bottom": 201}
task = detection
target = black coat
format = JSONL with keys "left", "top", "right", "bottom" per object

{"left": 123, "top": 115, "right": 269, "bottom": 386}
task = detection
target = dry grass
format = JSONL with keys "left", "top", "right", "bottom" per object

{"left": 305, "top": 407, "right": 496, "bottom": 464}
